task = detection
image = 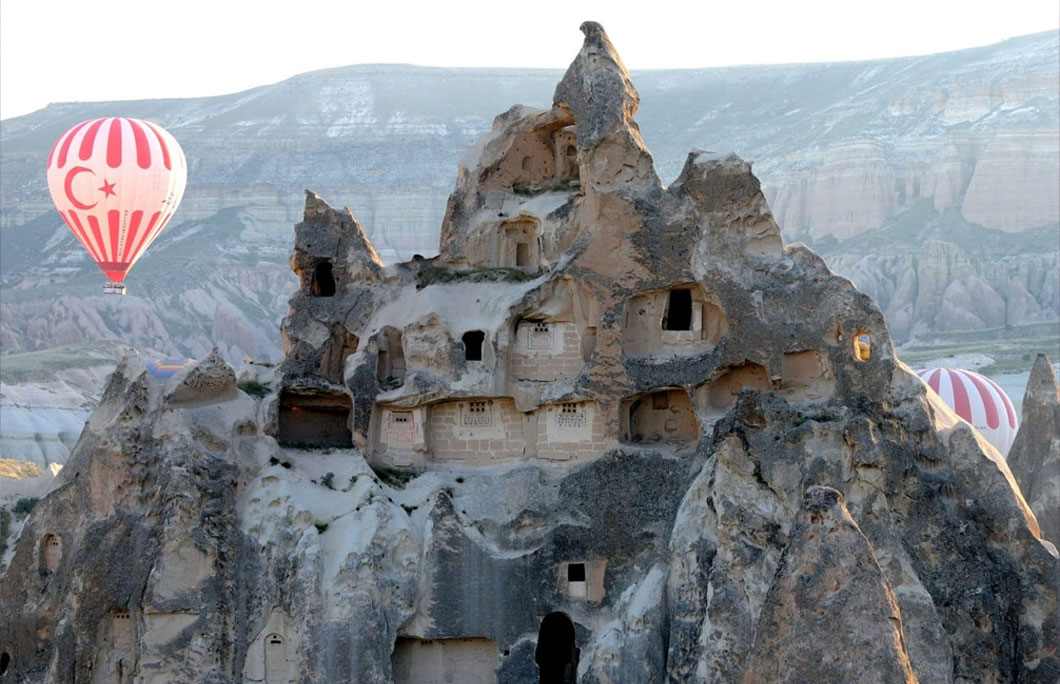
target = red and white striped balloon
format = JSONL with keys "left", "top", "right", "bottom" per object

{"left": 917, "top": 367, "right": 1019, "bottom": 456}
{"left": 46, "top": 117, "right": 187, "bottom": 287}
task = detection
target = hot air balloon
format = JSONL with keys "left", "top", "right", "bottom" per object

{"left": 917, "top": 367, "right": 1019, "bottom": 457}
{"left": 46, "top": 117, "right": 187, "bottom": 294}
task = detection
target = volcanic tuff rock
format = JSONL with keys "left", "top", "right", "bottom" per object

{"left": 1008, "top": 353, "right": 1060, "bottom": 544}
{"left": 1, "top": 31, "right": 1057, "bottom": 363}
{"left": 2, "top": 22, "right": 1058, "bottom": 684}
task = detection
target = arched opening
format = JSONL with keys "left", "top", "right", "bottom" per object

{"left": 854, "top": 332, "right": 871, "bottom": 361}
{"left": 0, "top": 652, "right": 10, "bottom": 676}
{"left": 536, "top": 612, "right": 578, "bottom": 684}
{"left": 462, "top": 330, "right": 485, "bottom": 362}
{"left": 319, "top": 324, "right": 359, "bottom": 384}
{"left": 264, "top": 633, "right": 287, "bottom": 684}
{"left": 40, "top": 533, "right": 61, "bottom": 573}
{"left": 311, "top": 261, "right": 335, "bottom": 297}
{"left": 376, "top": 327, "right": 406, "bottom": 387}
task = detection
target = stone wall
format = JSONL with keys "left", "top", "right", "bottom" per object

{"left": 428, "top": 398, "right": 528, "bottom": 463}
{"left": 510, "top": 321, "right": 584, "bottom": 382}
{"left": 372, "top": 407, "right": 430, "bottom": 468}
{"left": 391, "top": 637, "right": 499, "bottom": 684}
{"left": 535, "top": 401, "right": 606, "bottom": 462}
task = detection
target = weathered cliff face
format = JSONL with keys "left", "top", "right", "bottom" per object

{"left": 1, "top": 22, "right": 1057, "bottom": 684}
{"left": 1, "top": 31, "right": 1056, "bottom": 362}
{"left": 1008, "top": 353, "right": 1060, "bottom": 545}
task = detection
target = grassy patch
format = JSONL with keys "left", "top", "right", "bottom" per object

{"left": 237, "top": 380, "right": 270, "bottom": 398}
{"left": 0, "top": 340, "right": 131, "bottom": 383}
{"left": 372, "top": 466, "right": 416, "bottom": 489}
{"left": 511, "top": 176, "right": 580, "bottom": 197}
{"left": 898, "top": 321, "right": 1060, "bottom": 374}
{"left": 13, "top": 497, "right": 38, "bottom": 517}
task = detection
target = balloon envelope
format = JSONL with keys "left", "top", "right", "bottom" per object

{"left": 917, "top": 367, "right": 1019, "bottom": 456}
{"left": 46, "top": 117, "right": 187, "bottom": 284}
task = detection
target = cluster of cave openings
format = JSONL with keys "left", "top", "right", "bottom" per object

{"left": 536, "top": 612, "right": 578, "bottom": 684}
{"left": 622, "top": 389, "right": 698, "bottom": 448}
{"left": 277, "top": 390, "right": 353, "bottom": 448}
{"left": 310, "top": 260, "right": 335, "bottom": 297}
{"left": 40, "top": 533, "right": 61, "bottom": 573}
{"left": 391, "top": 637, "right": 500, "bottom": 684}
{"left": 462, "top": 331, "right": 486, "bottom": 362}
{"left": 624, "top": 285, "right": 728, "bottom": 356}
{"left": 377, "top": 327, "right": 406, "bottom": 386}
{"left": 702, "top": 362, "right": 771, "bottom": 421}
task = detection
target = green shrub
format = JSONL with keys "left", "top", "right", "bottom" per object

{"left": 237, "top": 380, "right": 270, "bottom": 398}
{"left": 13, "top": 498, "right": 38, "bottom": 516}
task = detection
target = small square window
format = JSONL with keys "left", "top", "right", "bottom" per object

{"left": 567, "top": 563, "right": 586, "bottom": 582}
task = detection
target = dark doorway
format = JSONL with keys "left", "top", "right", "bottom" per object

{"left": 311, "top": 261, "right": 336, "bottom": 297}
{"left": 277, "top": 390, "right": 353, "bottom": 448}
{"left": 462, "top": 331, "right": 485, "bottom": 361}
{"left": 536, "top": 612, "right": 578, "bottom": 684}
{"left": 663, "top": 289, "right": 692, "bottom": 330}
{"left": 0, "top": 652, "right": 9, "bottom": 676}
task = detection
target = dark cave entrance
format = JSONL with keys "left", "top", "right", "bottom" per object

{"left": 535, "top": 612, "right": 578, "bottom": 684}
{"left": 462, "top": 330, "right": 485, "bottom": 362}
{"left": 277, "top": 390, "right": 353, "bottom": 448}
{"left": 663, "top": 288, "right": 692, "bottom": 331}
{"left": 311, "top": 260, "right": 336, "bottom": 297}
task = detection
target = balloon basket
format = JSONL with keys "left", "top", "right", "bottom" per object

{"left": 103, "top": 282, "right": 126, "bottom": 295}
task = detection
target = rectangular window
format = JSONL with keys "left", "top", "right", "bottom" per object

{"left": 556, "top": 402, "right": 587, "bottom": 429}
{"left": 567, "top": 563, "right": 586, "bottom": 582}
{"left": 462, "top": 401, "right": 493, "bottom": 427}
{"left": 663, "top": 289, "right": 693, "bottom": 331}
{"left": 516, "top": 242, "right": 530, "bottom": 267}
{"left": 526, "top": 321, "right": 553, "bottom": 351}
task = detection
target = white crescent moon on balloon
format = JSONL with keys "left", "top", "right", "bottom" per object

{"left": 64, "top": 166, "right": 97, "bottom": 210}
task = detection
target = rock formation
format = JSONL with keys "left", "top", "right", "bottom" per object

{"left": 1008, "top": 353, "right": 1060, "bottom": 545}
{"left": 1, "top": 22, "right": 1057, "bottom": 684}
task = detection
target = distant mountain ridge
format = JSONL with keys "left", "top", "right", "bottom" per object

{"left": 1, "top": 31, "right": 1057, "bottom": 362}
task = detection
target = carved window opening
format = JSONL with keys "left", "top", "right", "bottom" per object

{"left": 854, "top": 332, "right": 871, "bottom": 361}
{"left": 462, "top": 330, "right": 485, "bottom": 362}
{"left": 565, "top": 145, "right": 577, "bottom": 158}
{"left": 40, "top": 533, "right": 61, "bottom": 573}
{"left": 663, "top": 289, "right": 693, "bottom": 331}
{"left": 556, "top": 403, "right": 586, "bottom": 429}
{"left": 516, "top": 242, "right": 530, "bottom": 267}
{"left": 527, "top": 320, "right": 553, "bottom": 350}
{"left": 536, "top": 612, "right": 579, "bottom": 684}
{"left": 311, "top": 260, "right": 335, "bottom": 297}
{"left": 1, "top": 652, "right": 10, "bottom": 677}
{"left": 567, "top": 563, "right": 586, "bottom": 582}
{"left": 462, "top": 401, "right": 493, "bottom": 427}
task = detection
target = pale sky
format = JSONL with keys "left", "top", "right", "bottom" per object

{"left": 1, "top": 0, "right": 1057, "bottom": 120}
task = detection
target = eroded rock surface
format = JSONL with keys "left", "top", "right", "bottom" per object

{"left": 1, "top": 22, "right": 1056, "bottom": 684}
{"left": 1009, "top": 353, "right": 1060, "bottom": 545}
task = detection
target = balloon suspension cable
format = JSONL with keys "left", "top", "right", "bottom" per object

{"left": 103, "top": 281, "right": 126, "bottom": 296}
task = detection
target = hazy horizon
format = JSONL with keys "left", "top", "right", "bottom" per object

{"left": 2, "top": 0, "right": 1057, "bottom": 120}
